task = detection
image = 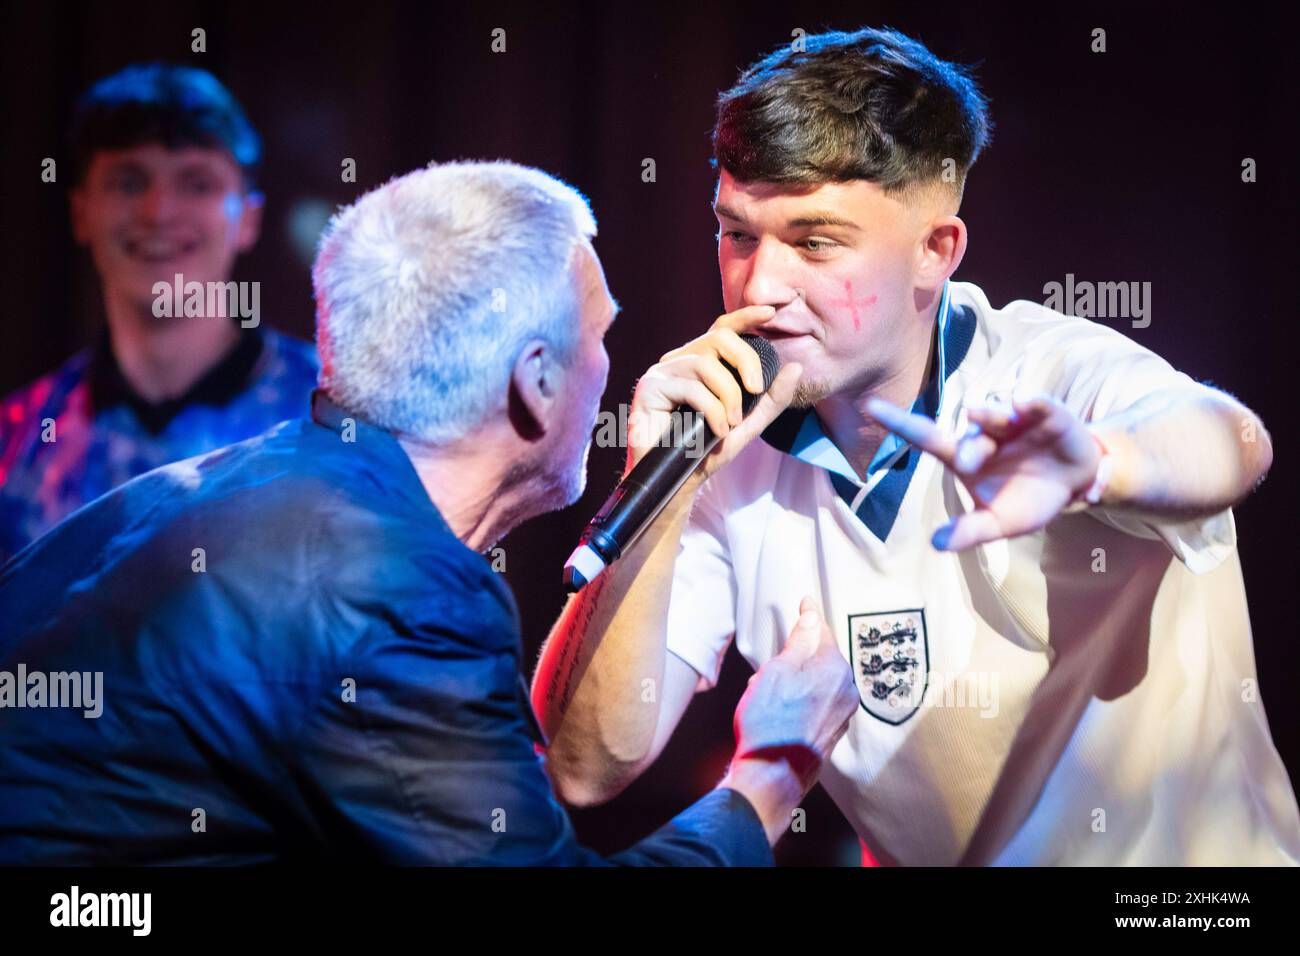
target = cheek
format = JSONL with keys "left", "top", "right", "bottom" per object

{"left": 718, "top": 253, "right": 747, "bottom": 306}
{"left": 809, "top": 272, "right": 879, "bottom": 336}
{"left": 81, "top": 201, "right": 125, "bottom": 242}
{"left": 79, "top": 215, "right": 114, "bottom": 251}
{"left": 198, "top": 194, "right": 246, "bottom": 244}
{"left": 570, "top": 347, "right": 605, "bottom": 428}
{"left": 83, "top": 211, "right": 133, "bottom": 266}
{"left": 590, "top": 354, "right": 609, "bottom": 413}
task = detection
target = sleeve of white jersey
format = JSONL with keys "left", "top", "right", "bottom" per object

{"left": 1012, "top": 312, "right": 1237, "bottom": 575}
{"left": 663, "top": 475, "right": 739, "bottom": 691}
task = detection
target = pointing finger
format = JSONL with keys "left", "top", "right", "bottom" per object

{"left": 865, "top": 397, "right": 957, "bottom": 468}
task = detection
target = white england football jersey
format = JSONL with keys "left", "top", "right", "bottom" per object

{"left": 665, "top": 279, "right": 1300, "bottom": 865}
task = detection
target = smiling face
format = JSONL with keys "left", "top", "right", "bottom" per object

{"left": 714, "top": 169, "right": 958, "bottom": 407}
{"left": 71, "top": 144, "right": 262, "bottom": 313}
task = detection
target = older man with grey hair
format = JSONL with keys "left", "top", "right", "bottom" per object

{"left": 0, "top": 160, "right": 857, "bottom": 865}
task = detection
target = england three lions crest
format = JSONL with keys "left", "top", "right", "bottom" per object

{"left": 848, "top": 609, "right": 929, "bottom": 724}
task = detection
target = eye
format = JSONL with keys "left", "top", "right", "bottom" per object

{"left": 719, "top": 229, "right": 755, "bottom": 245}
{"left": 800, "top": 238, "right": 839, "bottom": 253}
{"left": 106, "top": 171, "right": 147, "bottom": 195}
{"left": 180, "top": 175, "right": 220, "bottom": 195}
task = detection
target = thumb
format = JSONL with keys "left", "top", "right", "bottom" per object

{"left": 730, "top": 362, "right": 802, "bottom": 444}
{"left": 785, "top": 595, "right": 823, "bottom": 660}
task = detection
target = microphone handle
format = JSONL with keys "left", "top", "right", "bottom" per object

{"left": 566, "top": 346, "right": 771, "bottom": 590}
{"left": 581, "top": 409, "right": 720, "bottom": 565}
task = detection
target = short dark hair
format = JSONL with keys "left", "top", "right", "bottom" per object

{"left": 712, "top": 27, "right": 991, "bottom": 199}
{"left": 69, "top": 63, "right": 261, "bottom": 190}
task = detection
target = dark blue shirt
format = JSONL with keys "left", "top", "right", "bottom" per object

{"left": 0, "top": 390, "right": 769, "bottom": 865}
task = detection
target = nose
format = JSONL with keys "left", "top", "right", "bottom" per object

{"left": 740, "top": 236, "right": 801, "bottom": 311}
{"left": 137, "top": 184, "right": 180, "bottom": 226}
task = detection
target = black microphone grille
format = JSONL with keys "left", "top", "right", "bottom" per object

{"left": 738, "top": 333, "right": 782, "bottom": 391}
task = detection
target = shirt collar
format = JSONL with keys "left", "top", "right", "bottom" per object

{"left": 89, "top": 320, "right": 265, "bottom": 434}
{"left": 308, "top": 388, "right": 455, "bottom": 533}
{"left": 762, "top": 280, "right": 971, "bottom": 486}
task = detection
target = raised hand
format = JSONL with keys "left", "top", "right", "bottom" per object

{"left": 729, "top": 596, "right": 860, "bottom": 790}
{"left": 866, "top": 391, "right": 1103, "bottom": 551}
{"left": 626, "top": 305, "right": 802, "bottom": 480}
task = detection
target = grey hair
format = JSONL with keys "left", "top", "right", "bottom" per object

{"left": 313, "top": 159, "right": 598, "bottom": 443}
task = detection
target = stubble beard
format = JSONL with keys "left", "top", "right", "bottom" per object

{"left": 790, "top": 375, "right": 837, "bottom": 409}
{"left": 519, "top": 435, "right": 590, "bottom": 517}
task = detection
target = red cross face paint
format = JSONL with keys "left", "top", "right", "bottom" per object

{"left": 831, "top": 280, "right": 879, "bottom": 332}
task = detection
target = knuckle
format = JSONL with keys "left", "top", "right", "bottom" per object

{"left": 714, "top": 327, "right": 741, "bottom": 348}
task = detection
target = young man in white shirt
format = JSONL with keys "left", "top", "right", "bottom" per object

{"left": 532, "top": 27, "right": 1298, "bottom": 865}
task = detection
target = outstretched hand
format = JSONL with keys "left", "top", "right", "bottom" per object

{"left": 865, "top": 392, "right": 1103, "bottom": 551}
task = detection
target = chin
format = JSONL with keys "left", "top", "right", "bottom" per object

{"left": 566, "top": 472, "right": 588, "bottom": 508}
{"left": 563, "top": 445, "right": 591, "bottom": 506}
{"left": 791, "top": 377, "right": 836, "bottom": 408}
{"left": 532, "top": 474, "right": 585, "bottom": 522}
{"left": 536, "top": 446, "right": 590, "bottom": 515}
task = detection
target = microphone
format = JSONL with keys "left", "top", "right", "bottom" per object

{"left": 563, "top": 333, "right": 781, "bottom": 592}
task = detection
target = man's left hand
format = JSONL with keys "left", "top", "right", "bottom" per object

{"left": 866, "top": 392, "right": 1103, "bottom": 551}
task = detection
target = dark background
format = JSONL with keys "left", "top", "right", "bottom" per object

{"left": 1, "top": 0, "right": 1294, "bottom": 865}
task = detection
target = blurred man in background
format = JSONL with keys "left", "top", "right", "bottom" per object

{"left": 0, "top": 63, "right": 317, "bottom": 562}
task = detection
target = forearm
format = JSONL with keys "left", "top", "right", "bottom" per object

{"left": 1091, "top": 387, "right": 1273, "bottom": 521}
{"left": 532, "top": 472, "right": 705, "bottom": 805}
{"left": 718, "top": 755, "right": 808, "bottom": 847}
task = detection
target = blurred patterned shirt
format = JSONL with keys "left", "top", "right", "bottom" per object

{"left": 0, "top": 324, "right": 318, "bottom": 563}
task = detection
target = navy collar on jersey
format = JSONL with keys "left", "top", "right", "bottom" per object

{"left": 760, "top": 281, "right": 977, "bottom": 542}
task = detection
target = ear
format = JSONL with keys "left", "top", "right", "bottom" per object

{"left": 918, "top": 215, "right": 968, "bottom": 288}
{"left": 234, "top": 190, "right": 264, "bottom": 253}
{"left": 507, "top": 339, "right": 561, "bottom": 442}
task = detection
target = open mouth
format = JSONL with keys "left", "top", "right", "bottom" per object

{"left": 123, "top": 237, "right": 200, "bottom": 263}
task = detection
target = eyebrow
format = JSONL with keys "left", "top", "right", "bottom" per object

{"left": 787, "top": 211, "right": 862, "bottom": 231}
{"left": 101, "top": 159, "right": 147, "bottom": 174}
{"left": 713, "top": 203, "right": 861, "bottom": 232}
{"left": 100, "top": 159, "right": 223, "bottom": 179}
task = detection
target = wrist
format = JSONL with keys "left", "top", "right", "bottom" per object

{"left": 1090, "top": 422, "right": 1149, "bottom": 509}
{"left": 1064, "top": 429, "right": 1114, "bottom": 513}
{"left": 719, "top": 749, "right": 814, "bottom": 845}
